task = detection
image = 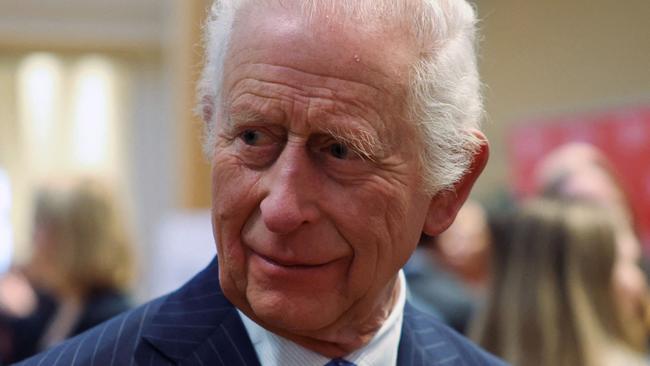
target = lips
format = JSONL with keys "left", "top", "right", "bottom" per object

{"left": 253, "top": 250, "right": 333, "bottom": 268}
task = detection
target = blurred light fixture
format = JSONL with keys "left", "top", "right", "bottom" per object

{"left": 71, "top": 56, "right": 116, "bottom": 170}
{"left": 17, "top": 53, "right": 62, "bottom": 159}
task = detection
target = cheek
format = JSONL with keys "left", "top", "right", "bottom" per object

{"left": 211, "top": 154, "right": 263, "bottom": 280}
{"left": 332, "top": 183, "right": 423, "bottom": 285}
{"left": 212, "top": 153, "right": 263, "bottom": 220}
{"left": 379, "top": 184, "right": 429, "bottom": 268}
{"left": 613, "top": 262, "right": 647, "bottom": 302}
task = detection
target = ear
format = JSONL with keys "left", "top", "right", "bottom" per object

{"left": 423, "top": 130, "right": 489, "bottom": 236}
{"left": 201, "top": 95, "right": 214, "bottom": 123}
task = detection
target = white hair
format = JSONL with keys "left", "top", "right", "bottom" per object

{"left": 197, "top": 0, "right": 483, "bottom": 194}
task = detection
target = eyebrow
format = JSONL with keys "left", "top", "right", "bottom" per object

{"left": 323, "top": 124, "right": 383, "bottom": 162}
{"left": 224, "top": 108, "right": 270, "bottom": 130}
{"left": 226, "top": 105, "right": 385, "bottom": 161}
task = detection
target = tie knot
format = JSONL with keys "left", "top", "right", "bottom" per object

{"left": 325, "top": 358, "right": 356, "bottom": 366}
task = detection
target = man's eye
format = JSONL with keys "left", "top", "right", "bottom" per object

{"left": 240, "top": 129, "right": 263, "bottom": 145}
{"left": 329, "top": 143, "right": 349, "bottom": 160}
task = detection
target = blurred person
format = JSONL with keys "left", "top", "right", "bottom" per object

{"left": 405, "top": 200, "right": 491, "bottom": 334}
{"left": 14, "top": 0, "right": 507, "bottom": 365}
{"left": 435, "top": 200, "right": 491, "bottom": 290}
{"left": 471, "top": 199, "right": 648, "bottom": 366}
{"left": 534, "top": 142, "right": 649, "bottom": 350}
{"left": 0, "top": 178, "right": 135, "bottom": 363}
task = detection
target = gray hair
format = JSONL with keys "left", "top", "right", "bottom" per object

{"left": 198, "top": 0, "right": 483, "bottom": 194}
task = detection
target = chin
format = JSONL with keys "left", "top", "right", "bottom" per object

{"left": 246, "top": 288, "right": 343, "bottom": 333}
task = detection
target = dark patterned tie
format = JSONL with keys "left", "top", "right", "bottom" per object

{"left": 324, "top": 358, "right": 356, "bottom": 366}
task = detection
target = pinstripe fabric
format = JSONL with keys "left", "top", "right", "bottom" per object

{"left": 15, "top": 258, "right": 260, "bottom": 366}
{"left": 397, "top": 303, "right": 507, "bottom": 366}
{"left": 14, "top": 295, "right": 170, "bottom": 366}
{"left": 15, "top": 257, "right": 506, "bottom": 365}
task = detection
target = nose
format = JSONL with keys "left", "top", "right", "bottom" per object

{"left": 259, "top": 143, "right": 321, "bottom": 234}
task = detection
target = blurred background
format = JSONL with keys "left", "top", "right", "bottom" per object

{"left": 0, "top": 0, "right": 649, "bottom": 302}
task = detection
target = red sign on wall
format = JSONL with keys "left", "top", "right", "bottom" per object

{"left": 509, "top": 105, "right": 650, "bottom": 250}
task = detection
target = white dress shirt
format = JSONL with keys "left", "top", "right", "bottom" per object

{"left": 239, "top": 271, "right": 407, "bottom": 366}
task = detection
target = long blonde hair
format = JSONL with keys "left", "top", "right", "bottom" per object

{"left": 27, "top": 178, "right": 135, "bottom": 296}
{"left": 471, "top": 199, "right": 636, "bottom": 366}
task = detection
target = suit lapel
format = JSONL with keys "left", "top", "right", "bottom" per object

{"left": 397, "top": 303, "right": 460, "bottom": 366}
{"left": 135, "top": 257, "right": 261, "bottom": 366}
{"left": 188, "top": 309, "right": 261, "bottom": 366}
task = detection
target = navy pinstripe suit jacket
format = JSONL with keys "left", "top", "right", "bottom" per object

{"left": 15, "top": 258, "right": 506, "bottom": 366}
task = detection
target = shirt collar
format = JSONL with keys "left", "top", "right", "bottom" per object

{"left": 239, "top": 270, "right": 406, "bottom": 366}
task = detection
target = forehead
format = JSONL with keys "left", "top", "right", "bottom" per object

{"left": 219, "top": 2, "right": 421, "bottom": 152}
{"left": 224, "top": 1, "right": 416, "bottom": 96}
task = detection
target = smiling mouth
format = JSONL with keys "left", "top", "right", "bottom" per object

{"left": 255, "top": 251, "right": 333, "bottom": 269}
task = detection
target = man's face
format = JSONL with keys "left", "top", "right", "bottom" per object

{"left": 211, "top": 4, "right": 432, "bottom": 341}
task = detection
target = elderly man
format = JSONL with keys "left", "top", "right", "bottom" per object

{"left": 17, "top": 0, "right": 505, "bottom": 365}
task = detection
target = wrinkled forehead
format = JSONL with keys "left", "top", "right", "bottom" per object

{"left": 227, "top": 0, "right": 419, "bottom": 81}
